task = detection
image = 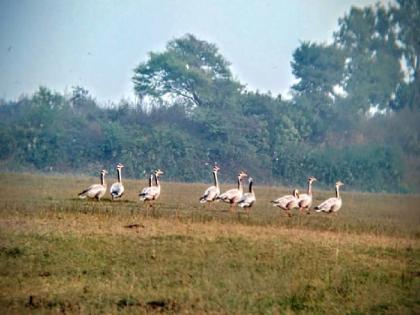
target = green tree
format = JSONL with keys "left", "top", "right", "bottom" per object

{"left": 334, "top": 5, "right": 403, "bottom": 113}
{"left": 132, "top": 34, "right": 242, "bottom": 109}
{"left": 391, "top": 0, "right": 420, "bottom": 110}
{"left": 290, "top": 42, "right": 345, "bottom": 141}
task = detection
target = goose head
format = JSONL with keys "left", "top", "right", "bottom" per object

{"left": 335, "top": 181, "right": 344, "bottom": 187}
{"left": 238, "top": 171, "right": 248, "bottom": 179}
{"left": 116, "top": 163, "right": 124, "bottom": 169}
{"left": 212, "top": 165, "right": 220, "bottom": 173}
{"left": 101, "top": 170, "right": 108, "bottom": 175}
{"left": 154, "top": 169, "right": 164, "bottom": 177}
{"left": 308, "top": 176, "right": 317, "bottom": 183}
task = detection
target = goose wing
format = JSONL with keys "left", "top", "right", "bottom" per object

{"left": 238, "top": 193, "right": 256, "bottom": 208}
{"left": 272, "top": 195, "right": 298, "bottom": 210}
{"left": 79, "top": 184, "right": 105, "bottom": 199}
{"left": 218, "top": 188, "right": 242, "bottom": 203}
{"left": 315, "top": 197, "right": 340, "bottom": 212}
{"left": 139, "top": 186, "right": 160, "bottom": 201}
{"left": 298, "top": 193, "right": 312, "bottom": 208}
{"left": 200, "top": 185, "right": 220, "bottom": 203}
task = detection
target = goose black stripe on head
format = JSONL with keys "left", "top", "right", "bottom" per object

{"left": 308, "top": 176, "right": 317, "bottom": 182}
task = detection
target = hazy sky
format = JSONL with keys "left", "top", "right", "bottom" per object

{"left": 0, "top": 0, "right": 383, "bottom": 103}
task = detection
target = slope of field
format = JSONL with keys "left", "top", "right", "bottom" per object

{"left": 0, "top": 173, "right": 419, "bottom": 314}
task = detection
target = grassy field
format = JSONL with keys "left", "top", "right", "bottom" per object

{"left": 0, "top": 172, "right": 419, "bottom": 314}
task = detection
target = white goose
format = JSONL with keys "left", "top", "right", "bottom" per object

{"left": 217, "top": 171, "right": 247, "bottom": 210}
{"left": 78, "top": 170, "right": 108, "bottom": 201}
{"left": 238, "top": 177, "right": 256, "bottom": 212}
{"left": 315, "top": 181, "right": 344, "bottom": 213}
{"left": 110, "top": 163, "right": 125, "bottom": 200}
{"left": 298, "top": 176, "right": 317, "bottom": 214}
{"left": 199, "top": 165, "right": 220, "bottom": 204}
{"left": 271, "top": 189, "right": 300, "bottom": 217}
{"left": 139, "top": 169, "right": 164, "bottom": 203}
{"left": 140, "top": 172, "right": 155, "bottom": 196}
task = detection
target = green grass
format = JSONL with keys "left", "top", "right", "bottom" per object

{"left": 0, "top": 172, "right": 419, "bottom": 314}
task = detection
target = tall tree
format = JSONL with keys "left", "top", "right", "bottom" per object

{"left": 132, "top": 34, "right": 242, "bottom": 109}
{"left": 290, "top": 42, "right": 345, "bottom": 141}
{"left": 391, "top": 0, "right": 420, "bottom": 110}
{"left": 334, "top": 5, "right": 403, "bottom": 113}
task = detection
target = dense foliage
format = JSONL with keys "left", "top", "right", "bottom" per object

{"left": 0, "top": 0, "right": 418, "bottom": 192}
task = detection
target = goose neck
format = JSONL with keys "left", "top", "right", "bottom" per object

{"left": 213, "top": 171, "right": 219, "bottom": 188}
{"left": 117, "top": 168, "right": 122, "bottom": 183}
{"left": 238, "top": 177, "right": 243, "bottom": 192}
{"left": 155, "top": 174, "right": 160, "bottom": 187}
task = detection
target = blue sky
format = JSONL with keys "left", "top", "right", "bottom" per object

{"left": 0, "top": 0, "right": 383, "bottom": 103}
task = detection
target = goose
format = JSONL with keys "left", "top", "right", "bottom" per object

{"left": 271, "top": 189, "right": 300, "bottom": 217}
{"left": 78, "top": 170, "right": 108, "bottom": 201}
{"left": 217, "top": 171, "right": 247, "bottom": 210}
{"left": 238, "top": 177, "right": 256, "bottom": 212}
{"left": 139, "top": 169, "right": 164, "bottom": 204}
{"left": 315, "top": 181, "right": 344, "bottom": 213}
{"left": 298, "top": 176, "right": 317, "bottom": 214}
{"left": 110, "top": 163, "right": 125, "bottom": 200}
{"left": 199, "top": 165, "right": 220, "bottom": 204}
{"left": 139, "top": 172, "right": 155, "bottom": 197}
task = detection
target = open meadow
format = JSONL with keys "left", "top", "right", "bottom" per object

{"left": 0, "top": 172, "right": 419, "bottom": 314}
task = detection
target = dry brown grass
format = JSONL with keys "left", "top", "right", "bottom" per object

{"left": 0, "top": 172, "right": 419, "bottom": 314}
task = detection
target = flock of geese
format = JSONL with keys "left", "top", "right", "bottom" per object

{"left": 78, "top": 164, "right": 344, "bottom": 215}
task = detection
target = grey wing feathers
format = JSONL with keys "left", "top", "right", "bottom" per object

{"left": 110, "top": 182, "right": 124, "bottom": 198}
{"left": 238, "top": 193, "right": 255, "bottom": 208}
{"left": 139, "top": 186, "right": 159, "bottom": 201}
{"left": 200, "top": 186, "right": 219, "bottom": 203}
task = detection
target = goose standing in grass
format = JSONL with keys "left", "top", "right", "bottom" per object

{"left": 139, "top": 169, "right": 164, "bottom": 210}
{"left": 217, "top": 171, "right": 247, "bottom": 211}
{"left": 110, "top": 163, "right": 125, "bottom": 200}
{"left": 78, "top": 170, "right": 108, "bottom": 201}
{"left": 238, "top": 177, "right": 256, "bottom": 212}
{"left": 315, "top": 181, "right": 344, "bottom": 214}
{"left": 298, "top": 176, "right": 317, "bottom": 214}
{"left": 199, "top": 165, "right": 220, "bottom": 204}
{"left": 139, "top": 172, "right": 155, "bottom": 196}
{"left": 271, "top": 189, "right": 300, "bottom": 217}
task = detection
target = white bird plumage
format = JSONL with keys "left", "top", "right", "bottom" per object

{"left": 139, "top": 169, "right": 164, "bottom": 202}
{"left": 199, "top": 165, "right": 220, "bottom": 204}
{"left": 110, "top": 163, "right": 125, "bottom": 200}
{"left": 298, "top": 176, "right": 317, "bottom": 213}
{"left": 315, "top": 181, "right": 344, "bottom": 213}
{"left": 140, "top": 172, "right": 154, "bottom": 197}
{"left": 271, "top": 189, "right": 300, "bottom": 216}
{"left": 217, "top": 171, "right": 247, "bottom": 210}
{"left": 78, "top": 170, "right": 108, "bottom": 201}
{"left": 238, "top": 177, "right": 256, "bottom": 211}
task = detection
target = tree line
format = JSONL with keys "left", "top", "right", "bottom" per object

{"left": 0, "top": 0, "right": 419, "bottom": 192}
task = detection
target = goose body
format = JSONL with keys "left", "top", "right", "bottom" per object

{"left": 78, "top": 170, "right": 108, "bottom": 201}
{"left": 218, "top": 171, "right": 247, "bottom": 206}
{"left": 110, "top": 163, "right": 125, "bottom": 200}
{"left": 139, "top": 169, "right": 164, "bottom": 201}
{"left": 271, "top": 189, "right": 300, "bottom": 214}
{"left": 238, "top": 177, "right": 256, "bottom": 209}
{"left": 140, "top": 173, "right": 154, "bottom": 196}
{"left": 298, "top": 176, "right": 317, "bottom": 212}
{"left": 315, "top": 181, "right": 344, "bottom": 213}
{"left": 199, "top": 166, "right": 220, "bottom": 203}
